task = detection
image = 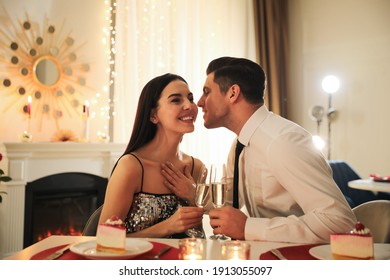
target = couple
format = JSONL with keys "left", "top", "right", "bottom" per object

{"left": 99, "top": 56, "right": 356, "bottom": 243}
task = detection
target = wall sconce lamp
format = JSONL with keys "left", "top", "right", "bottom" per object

{"left": 309, "top": 75, "right": 340, "bottom": 159}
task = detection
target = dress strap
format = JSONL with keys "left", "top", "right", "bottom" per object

{"left": 129, "top": 153, "right": 144, "bottom": 192}
{"left": 190, "top": 156, "right": 194, "bottom": 176}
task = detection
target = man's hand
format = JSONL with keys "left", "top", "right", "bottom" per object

{"left": 209, "top": 206, "right": 247, "bottom": 240}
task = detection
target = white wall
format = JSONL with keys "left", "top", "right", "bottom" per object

{"left": 288, "top": 0, "right": 390, "bottom": 177}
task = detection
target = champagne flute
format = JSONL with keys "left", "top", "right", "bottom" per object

{"left": 194, "top": 165, "right": 210, "bottom": 208}
{"left": 185, "top": 164, "right": 210, "bottom": 238}
{"left": 209, "top": 163, "right": 230, "bottom": 240}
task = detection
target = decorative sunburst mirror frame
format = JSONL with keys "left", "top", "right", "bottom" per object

{"left": 0, "top": 8, "right": 92, "bottom": 129}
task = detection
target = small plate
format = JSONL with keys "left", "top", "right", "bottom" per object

{"left": 373, "top": 178, "right": 390, "bottom": 183}
{"left": 70, "top": 238, "right": 153, "bottom": 260}
{"left": 309, "top": 243, "right": 390, "bottom": 260}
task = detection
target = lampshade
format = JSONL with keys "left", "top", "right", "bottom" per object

{"left": 309, "top": 105, "right": 325, "bottom": 122}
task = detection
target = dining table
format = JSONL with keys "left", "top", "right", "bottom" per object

{"left": 348, "top": 179, "right": 390, "bottom": 193}
{"left": 4, "top": 235, "right": 319, "bottom": 260}
{"left": 3, "top": 215, "right": 321, "bottom": 260}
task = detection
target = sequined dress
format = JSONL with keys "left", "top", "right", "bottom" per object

{"left": 125, "top": 192, "right": 188, "bottom": 238}
{"left": 124, "top": 153, "right": 194, "bottom": 238}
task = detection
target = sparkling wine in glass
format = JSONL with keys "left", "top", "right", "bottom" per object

{"left": 209, "top": 164, "right": 230, "bottom": 240}
{"left": 186, "top": 165, "right": 210, "bottom": 238}
{"left": 211, "top": 182, "right": 227, "bottom": 209}
{"left": 195, "top": 183, "right": 210, "bottom": 208}
{"left": 195, "top": 165, "right": 210, "bottom": 208}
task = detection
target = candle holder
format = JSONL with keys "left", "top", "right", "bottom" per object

{"left": 19, "top": 130, "right": 32, "bottom": 142}
{"left": 19, "top": 117, "right": 32, "bottom": 142}
{"left": 20, "top": 97, "right": 33, "bottom": 142}
{"left": 79, "top": 115, "right": 90, "bottom": 142}
{"left": 97, "top": 131, "right": 110, "bottom": 143}
{"left": 178, "top": 238, "right": 206, "bottom": 260}
{"left": 221, "top": 240, "right": 250, "bottom": 260}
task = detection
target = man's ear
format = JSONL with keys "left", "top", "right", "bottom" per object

{"left": 229, "top": 84, "right": 241, "bottom": 103}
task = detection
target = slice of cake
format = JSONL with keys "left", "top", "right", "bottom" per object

{"left": 96, "top": 215, "right": 126, "bottom": 254}
{"left": 330, "top": 222, "right": 374, "bottom": 260}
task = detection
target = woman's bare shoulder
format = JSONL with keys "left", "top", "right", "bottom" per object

{"left": 113, "top": 153, "right": 143, "bottom": 175}
{"left": 108, "top": 153, "right": 144, "bottom": 194}
{"left": 182, "top": 153, "right": 204, "bottom": 170}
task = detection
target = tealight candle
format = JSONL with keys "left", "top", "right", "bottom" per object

{"left": 221, "top": 241, "right": 250, "bottom": 260}
{"left": 178, "top": 238, "right": 206, "bottom": 260}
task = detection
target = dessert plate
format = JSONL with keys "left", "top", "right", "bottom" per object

{"left": 309, "top": 243, "right": 390, "bottom": 260}
{"left": 70, "top": 238, "right": 153, "bottom": 260}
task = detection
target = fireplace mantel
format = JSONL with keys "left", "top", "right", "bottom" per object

{"left": 0, "top": 142, "right": 126, "bottom": 258}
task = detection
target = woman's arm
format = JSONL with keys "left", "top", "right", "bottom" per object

{"left": 99, "top": 155, "right": 142, "bottom": 224}
{"left": 126, "top": 206, "right": 205, "bottom": 238}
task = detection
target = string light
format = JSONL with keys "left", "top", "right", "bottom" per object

{"left": 108, "top": 0, "right": 117, "bottom": 141}
{"left": 94, "top": 0, "right": 116, "bottom": 142}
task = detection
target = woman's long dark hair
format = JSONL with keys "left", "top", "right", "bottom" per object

{"left": 123, "top": 73, "right": 187, "bottom": 154}
{"left": 110, "top": 73, "right": 187, "bottom": 175}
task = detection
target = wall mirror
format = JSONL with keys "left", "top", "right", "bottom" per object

{"left": 34, "top": 56, "right": 61, "bottom": 87}
{"left": 0, "top": 11, "right": 91, "bottom": 122}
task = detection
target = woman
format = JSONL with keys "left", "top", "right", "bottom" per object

{"left": 99, "top": 73, "right": 205, "bottom": 238}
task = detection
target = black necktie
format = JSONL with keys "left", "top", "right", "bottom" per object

{"left": 233, "top": 140, "right": 244, "bottom": 209}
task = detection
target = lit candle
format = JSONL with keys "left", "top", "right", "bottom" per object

{"left": 183, "top": 253, "right": 203, "bottom": 260}
{"left": 228, "top": 247, "right": 241, "bottom": 260}
{"left": 81, "top": 100, "right": 90, "bottom": 142}
{"left": 178, "top": 238, "right": 206, "bottom": 260}
{"left": 221, "top": 241, "right": 250, "bottom": 260}
{"left": 83, "top": 100, "right": 90, "bottom": 118}
{"left": 27, "top": 96, "right": 32, "bottom": 116}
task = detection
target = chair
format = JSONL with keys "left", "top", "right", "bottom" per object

{"left": 352, "top": 200, "right": 390, "bottom": 243}
{"left": 328, "top": 160, "right": 378, "bottom": 208}
{"left": 82, "top": 205, "right": 103, "bottom": 236}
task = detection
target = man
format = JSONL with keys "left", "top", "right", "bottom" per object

{"left": 197, "top": 56, "right": 356, "bottom": 243}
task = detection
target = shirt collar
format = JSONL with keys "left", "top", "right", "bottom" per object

{"left": 238, "top": 105, "right": 269, "bottom": 146}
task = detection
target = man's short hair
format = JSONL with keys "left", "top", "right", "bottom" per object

{"left": 207, "top": 57, "right": 266, "bottom": 104}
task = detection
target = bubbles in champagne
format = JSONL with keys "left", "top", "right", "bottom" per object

{"left": 211, "top": 183, "right": 227, "bottom": 208}
{"left": 195, "top": 184, "right": 210, "bottom": 207}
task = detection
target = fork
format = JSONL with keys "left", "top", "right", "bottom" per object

{"left": 150, "top": 246, "right": 172, "bottom": 260}
{"left": 270, "top": 249, "right": 287, "bottom": 260}
{"left": 46, "top": 243, "right": 74, "bottom": 260}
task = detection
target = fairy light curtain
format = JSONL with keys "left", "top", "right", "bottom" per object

{"left": 113, "top": 0, "right": 256, "bottom": 164}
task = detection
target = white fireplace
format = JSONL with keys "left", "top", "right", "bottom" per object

{"left": 0, "top": 142, "right": 125, "bottom": 258}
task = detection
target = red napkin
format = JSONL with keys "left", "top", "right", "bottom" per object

{"left": 30, "top": 242, "right": 179, "bottom": 260}
{"left": 259, "top": 244, "right": 319, "bottom": 260}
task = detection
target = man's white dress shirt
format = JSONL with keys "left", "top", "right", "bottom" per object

{"left": 226, "top": 106, "right": 356, "bottom": 243}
